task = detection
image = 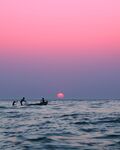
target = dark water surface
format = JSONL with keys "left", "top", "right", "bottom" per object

{"left": 0, "top": 99, "right": 120, "bottom": 150}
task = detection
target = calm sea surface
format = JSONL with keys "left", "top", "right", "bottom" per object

{"left": 0, "top": 99, "right": 120, "bottom": 150}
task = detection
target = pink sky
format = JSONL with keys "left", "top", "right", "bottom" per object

{"left": 0, "top": 0, "right": 120, "bottom": 50}
{"left": 0, "top": 0, "right": 120, "bottom": 98}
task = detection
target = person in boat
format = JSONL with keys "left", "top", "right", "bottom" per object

{"left": 12, "top": 100, "right": 17, "bottom": 106}
{"left": 41, "top": 97, "right": 45, "bottom": 103}
{"left": 20, "top": 97, "right": 26, "bottom": 106}
{"left": 40, "top": 97, "right": 48, "bottom": 104}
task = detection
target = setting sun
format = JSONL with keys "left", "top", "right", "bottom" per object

{"left": 57, "top": 92, "right": 65, "bottom": 99}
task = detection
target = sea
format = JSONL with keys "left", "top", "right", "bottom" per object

{"left": 0, "top": 99, "right": 120, "bottom": 150}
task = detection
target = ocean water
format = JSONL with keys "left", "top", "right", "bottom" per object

{"left": 0, "top": 99, "right": 120, "bottom": 150}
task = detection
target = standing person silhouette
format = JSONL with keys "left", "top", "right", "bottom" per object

{"left": 20, "top": 97, "right": 26, "bottom": 106}
{"left": 41, "top": 97, "right": 45, "bottom": 103}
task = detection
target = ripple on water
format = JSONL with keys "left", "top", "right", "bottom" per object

{"left": 27, "top": 136, "right": 54, "bottom": 143}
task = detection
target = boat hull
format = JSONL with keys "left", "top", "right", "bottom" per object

{"left": 27, "top": 101, "right": 48, "bottom": 106}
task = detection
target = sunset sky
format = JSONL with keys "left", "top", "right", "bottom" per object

{"left": 0, "top": 0, "right": 120, "bottom": 98}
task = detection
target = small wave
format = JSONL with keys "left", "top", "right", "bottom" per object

{"left": 60, "top": 113, "right": 79, "bottom": 118}
{"left": 104, "top": 134, "right": 120, "bottom": 139}
{"left": 74, "top": 121, "right": 89, "bottom": 125}
{"left": 0, "top": 106, "right": 8, "bottom": 109}
{"left": 93, "top": 117, "right": 120, "bottom": 124}
{"left": 81, "top": 128, "right": 97, "bottom": 132}
{"left": 27, "top": 136, "right": 54, "bottom": 143}
{"left": 95, "top": 134, "right": 120, "bottom": 139}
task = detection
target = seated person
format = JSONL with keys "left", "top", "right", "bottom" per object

{"left": 12, "top": 100, "right": 17, "bottom": 106}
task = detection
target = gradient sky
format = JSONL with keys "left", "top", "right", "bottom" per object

{"left": 0, "top": 0, "right": 120, "bottom": 99}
